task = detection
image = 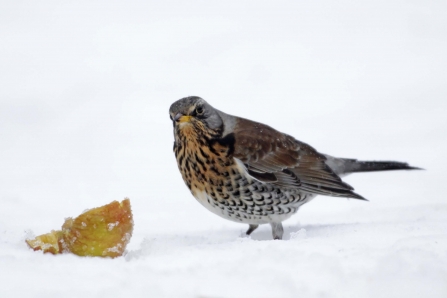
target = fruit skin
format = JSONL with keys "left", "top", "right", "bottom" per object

{"left": 26, "top": 198, "right": 133, "bottom": 258}
{"left": 62, "top": 199, "right": 133, "bottom": 257}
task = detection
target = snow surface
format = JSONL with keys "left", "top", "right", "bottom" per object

{"left": 1, "top": 1, "right": 447, "bottom": 297}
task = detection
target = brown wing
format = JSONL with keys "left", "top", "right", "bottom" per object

{"left": 232, "top": 117, "right": 366, "bottom": 200}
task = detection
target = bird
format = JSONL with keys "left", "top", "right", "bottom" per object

{"left": 169, "top": 96, "right": 419, "bottom": 240}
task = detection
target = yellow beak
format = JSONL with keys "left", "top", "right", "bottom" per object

{"left": 178, "top": 115, "right": 192, "bottom": 123}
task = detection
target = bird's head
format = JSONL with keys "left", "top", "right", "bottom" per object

{"left": 169, "top": 96, "right": 223, "bottom": 138}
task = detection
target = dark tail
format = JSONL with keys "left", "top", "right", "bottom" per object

{"left": 324, "top": 154, "right": 422, "bottom": 175}
{"left": 343, "top": 159, "right": 422, "bottom": 174}
{"left": 323, "top": 155, "right": 421, "bottom": 201}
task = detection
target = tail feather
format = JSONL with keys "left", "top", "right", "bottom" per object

{"left": 322, "top": 155, "right": 421, "bottom": 201}
{"left": 345, "top": 160, "right": 422, "bottom": 173}
{"left": 323, "top": 154, "right": 422, "bottom": 176}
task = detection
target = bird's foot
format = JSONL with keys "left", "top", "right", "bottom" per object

{"left": 270, "top": 222, "right": 284, "bottom": 240}
{"left": 245, "top": 224, "right": 259, "bottom": 236}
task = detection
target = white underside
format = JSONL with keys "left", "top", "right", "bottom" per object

{"left": 192, "top": 189, "right": 308, "bottom": 225}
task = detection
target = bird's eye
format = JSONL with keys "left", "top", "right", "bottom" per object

{"left": 195, "top": 106, "right": 204, "bottom": 115}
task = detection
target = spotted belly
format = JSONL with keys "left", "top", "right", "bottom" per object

{"left": 190, "top": 176, "right": 314, "bottom": 225}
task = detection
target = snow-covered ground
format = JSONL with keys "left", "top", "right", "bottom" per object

{"left": 1, "top": 1, "right": 446, "bottom": 297}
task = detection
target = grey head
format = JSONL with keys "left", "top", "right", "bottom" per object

{"left": 169, "top": 96, "right": 225, "bottom": 135}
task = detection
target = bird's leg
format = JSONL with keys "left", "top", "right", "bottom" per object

{"left": 270, "top": 222, "right": 284, "bottom": 240}
{"left": 246, "top": 224, "right": 259, "bottom": 236}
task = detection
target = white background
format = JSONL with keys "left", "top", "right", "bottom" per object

{"left": 1, "top": 1, "right": 446, "bottom": 297}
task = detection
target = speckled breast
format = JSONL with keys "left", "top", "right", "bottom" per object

{"left": 174, "top": 130, "right": 313, "bottom": 225}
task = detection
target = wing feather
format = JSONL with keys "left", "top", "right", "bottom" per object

{"left": 232, "top": 118, "right": 365, "bottom": 200}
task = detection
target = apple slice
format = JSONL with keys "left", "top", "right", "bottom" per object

{"left": 25, "top": 230, "right": 64, "bottom": 254}
{"left": 26, "top": 198, "right": 133, "bottom": 258}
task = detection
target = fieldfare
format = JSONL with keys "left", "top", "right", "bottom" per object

{"left": 169, "top": 96, "right": 419, "bottom": 240}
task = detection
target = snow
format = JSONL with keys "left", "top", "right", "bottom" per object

{"left": 1, "top": 1, "right": 446, "bottom": 297}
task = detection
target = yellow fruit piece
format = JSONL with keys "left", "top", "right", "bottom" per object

{"left": 62, "top": 199, "right": 133, "bottom": 257}
{"left": 26, "top": 198, "right": 133, "bottom": 258}
{"left": 25, "top": 230, "right": 63, "bottom": 254}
